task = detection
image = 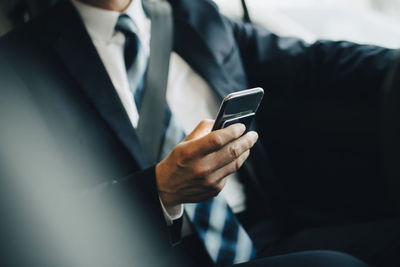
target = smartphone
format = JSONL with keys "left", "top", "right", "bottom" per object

{"left": 212, "top": 87, "right": 264, "bottom": 131}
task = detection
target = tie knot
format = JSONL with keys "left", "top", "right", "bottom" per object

{"left": 116, "top": 14, "right": 142, "bottom": 69}
{"left": 115, "top": 14, "right": 139, "bottom": 36}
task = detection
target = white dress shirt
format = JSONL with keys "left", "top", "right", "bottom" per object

{"left": 71, "top": 0, "right": 247, "bottom": 225}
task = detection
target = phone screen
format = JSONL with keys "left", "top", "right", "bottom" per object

{"left": 212, "top": 88, "right": 264, "bottom": 131}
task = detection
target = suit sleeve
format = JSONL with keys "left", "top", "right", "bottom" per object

{"left": 225, "top": 17, "right": 398, "bottom": 102}
{"left": 222, "top": 17, "right": 400, "bottom": 220}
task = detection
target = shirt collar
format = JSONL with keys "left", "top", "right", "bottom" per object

{"left": 71, "top": 0, "right": 151, "bottom": 49}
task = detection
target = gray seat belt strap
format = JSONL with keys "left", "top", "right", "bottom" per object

{"left": 136, "top": 0, "right": 173, "bottom": 165}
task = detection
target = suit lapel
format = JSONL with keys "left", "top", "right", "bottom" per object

{"left": 43, "top": 0, "right": 246, "bottom": 169}
{"left": 169, "top": 0, "right": 248, "bottom": 100}
{"left": 47, "top": 1, "right": 148, "bottom": 168}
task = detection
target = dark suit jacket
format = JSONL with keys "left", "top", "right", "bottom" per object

{"left": 0, "top": 0, "right": 398, "bottom": 260}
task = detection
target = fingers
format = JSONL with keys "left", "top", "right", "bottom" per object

{"left": 184, "top": 119, "right": 214, "bottom": 141}
{"left": 202, "top": 131, "right": 257, "bottom": 170}
{"left": 184, "top": 176, "right": 230, "bottom": 203}
{"left": 159, "top": 121, "right": 257, "bottom": 205}
{"left": 185, "top": 151, "right": 250, "bottom": 202}
{"left": 185, "top": 123, "right": 247, "bottom": 157}
{"left": 206, "top": 149, "right": 250, "bottom": 186}
{"left": 197, "top": 177, "right": 229, "bottom": 201}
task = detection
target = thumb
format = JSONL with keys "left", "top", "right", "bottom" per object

{"left": 184, "top": 119, "right": 214, "bottom": 141}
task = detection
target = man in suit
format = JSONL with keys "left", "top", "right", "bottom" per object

{"left": 0, "top": 0, "right": 399, "bottom": 266}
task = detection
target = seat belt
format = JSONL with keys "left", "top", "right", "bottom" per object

{"left": 136, "top": 0, "right": 173, "bottom": 165}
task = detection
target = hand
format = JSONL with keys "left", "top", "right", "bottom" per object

{"left": 155, "top": 120, "right": 258, "bottom": 208}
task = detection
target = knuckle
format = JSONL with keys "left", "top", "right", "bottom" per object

{"left": 174, "top": 147, "right": 185, "bottom": 164}
{"left": 200, "top": 119, "right": 212, "bottom": 126}
{"left": 235, "top": 154, "right": 247, "bottom": 170}
{"left": 174, "top": 145, "right": 195, "bottom": 167}
{"left": 194, "top": 165, "right": 210, "bottom": 178}
{"left": 215, "top": 183, "right": 224, "bottom": 192}
{"left": 193, "top": 165, "right": 203, "bottom": 177}
{"left": 235, "top": 160, "right": 242, "bottom": 171}
{"left": 211, "top": 189, "right": 220, "bottom": 197}
{"left": 203, "top": 178, "right": 215, "bottom": 188}
{"left": 229, "top": 144, "right": 241, "bottom": 159}
{"left": 234, "top": 151, "right": 249, "bottom": 171}
{"left": 179, "top": 147, "right": 195, "bottom": 162}
{"left": 199, "top": 119, "right": 208, "bottom": 125}
{"left": 204, "top": 178, "right": 223, "bottom": 193}
{"left": 210, "top": 134, "right": 224, "bottom": 148}
{"left": 173, "top": 145, "right": 184, "bottom": 162}
{"left": 174, "top": 143, "right": 184, "bottom": 155}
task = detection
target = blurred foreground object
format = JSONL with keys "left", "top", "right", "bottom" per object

{"left": 0, "top": 55, "right": 187, "bottom": 267}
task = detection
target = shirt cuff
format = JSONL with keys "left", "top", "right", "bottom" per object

{"left": 159, "top": 196, "right": 184, "bottom": 226}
